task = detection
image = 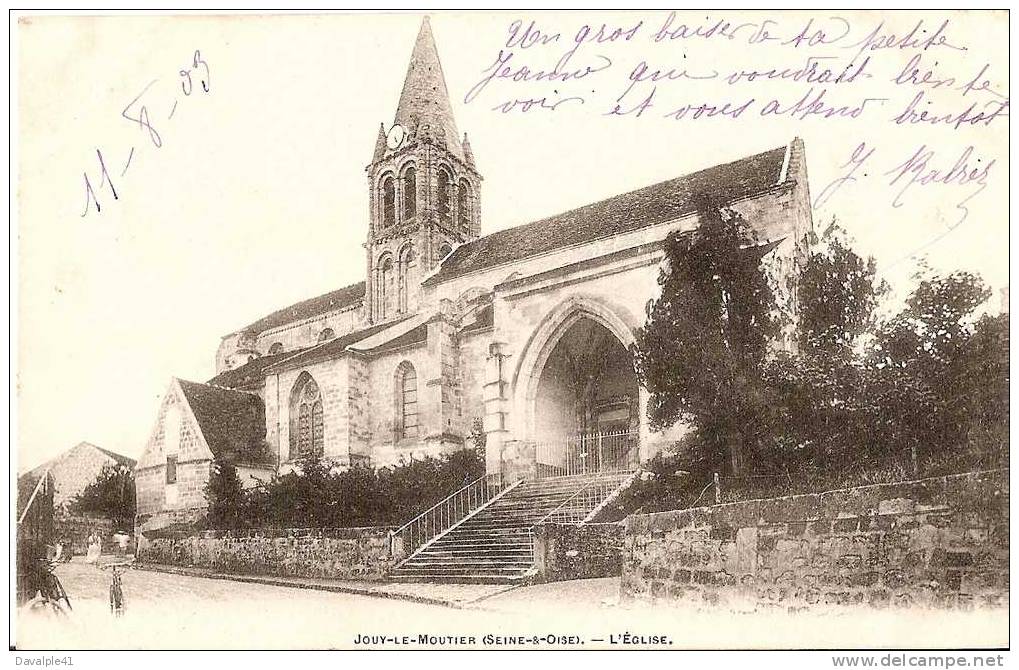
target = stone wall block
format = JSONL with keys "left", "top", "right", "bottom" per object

{"left": 620, "top": 470, "right": 1008, "bottom": 612}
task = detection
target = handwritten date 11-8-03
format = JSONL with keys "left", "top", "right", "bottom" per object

{"left": 80, "top": 50, "right": 211, "bottom": 217}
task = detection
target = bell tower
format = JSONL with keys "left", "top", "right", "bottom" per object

{"left": 365, "top": 17, "right": 482, "bottom": 324}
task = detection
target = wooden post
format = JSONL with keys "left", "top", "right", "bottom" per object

{"left": 713, "top": 472, "right": 721, "bottom": 504}
{"left": 911, "top": 443, "right": 919, "bottom": 478}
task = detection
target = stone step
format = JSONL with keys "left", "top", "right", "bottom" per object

{"left": 403, "top": 553, "right": 538, "bottom": 566}
{"left": 394, "top": 566, "right": 531, "bottom": 576}
{"left": 391, "top": 471, "right": 636, "bottom": 584}
{"left": 389, "top": 574, "right": 529, "bottom": 584}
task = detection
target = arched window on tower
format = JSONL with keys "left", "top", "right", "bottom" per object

{"left": 379, "top": 256, "right": 394, "bottom": 319}
{"left": 402, "top": 165, "right": 417, "bottom": 220}
{"left": 290, "top": 372, "right": 324, "bottom": 458}
{"left": 437, "top": 243, "right": 453, "bottom": 263}
{"left": 437, "top": 168, "right": 452, "bottom": 222}
{"left": 458, "top": 179, "right": 471, "bottom": 229}
{"left": 318, "top": 328, "right": 335, "bottom": 342}
{"left": 398, "top": 245, "right": 416, "bottom": 314}
{"left": 381, "top": 175, "right": 396, "bottom": 228}
{"left": 395, "top": 362, "right": 418, "bottom": 441}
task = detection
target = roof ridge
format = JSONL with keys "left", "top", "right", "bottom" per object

{"left": 428, "top": 142, "right": 793, "bottom": 284}
{"left": 500, "top": 144, "right": 788, "bottom": 233}
{"left": 91, "top": 444, "right": 137, "bottom": 465}
{"left": 177, "top": 377, "right": 261, "bottom": 397}
{"left": 240, "top": 280, "right": 366, "bottom": 335}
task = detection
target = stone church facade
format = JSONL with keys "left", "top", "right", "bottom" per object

{"left": 134, "top": 17, "right": 814, "bottom": 530}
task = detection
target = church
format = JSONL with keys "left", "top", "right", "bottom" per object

{"left": 133, "top": 17, "right": 814, "bottom": 533}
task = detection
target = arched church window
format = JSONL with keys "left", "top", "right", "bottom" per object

{"left": 268, "top": 342, "right": 284, "bottom": 355}
{"left": 379, "top": 256, "right": 394, "bottom": 319}
{"left": 398, "top": 245, "right": 416, "bottom": 313}
{"left": 402, "top": 165, "right": 417, "bottom": 220}
{"left": 318, "top": 328, "right": 335, "bottom": 342}
{"left": 437, "top": 243, "right": 453, "bottom": 262}
{"left": 395, "top": 363, "right": 418, "bottom": 440}
{"left": 458, "top": 179, "right": 471, "bottom": 228}
{"left": 381, "top": 175, "right": 396, "bottom": 228}
{"left": 290, "top": 372, "right": 324, "bottom": 458}
{"left": 437, "top": 168, "right": 452, "bottom": 221}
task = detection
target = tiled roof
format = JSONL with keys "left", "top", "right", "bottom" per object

{"left": 460, "top": 304, "right": 493, "bottom": 334}
{"left": 177, "top": 380, "right": 273, "bottom": 466}
{"left": 266, "top": 316, "right": 416, "bottom": 372}
{"left": 427, "top": 145, "right": 789, "bottom": 284}
{"left": 241, "top": 281, "right": 365, "bottom": 335}
{"left": 22, "top": 442, "right": 135, "bottom": 481}
{"left": 207, "top": 348, "right": 311, "bottom": 389}
{"left": 90, "top": 444, "right": 137, "bottom": 469}
{"left": 365, "top": 323, "right": 428, "bottom": 354}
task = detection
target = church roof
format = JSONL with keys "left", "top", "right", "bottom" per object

{"left": 241, "top": 281, "right": 365, "bottom": 335}
{"left": 266, "top": 316, "right": 417, "bottom": 372}
{"left": 391, "top": 17, "right": 462, "bottom": 160}
{"left": 207, "top": 348, "right": 311, "bottom": 389}
{"left": 177, "top": 380, "right": 273, "bottom": 466}
{"left": 425, "top": 144, "right": 790, "bottom": 285}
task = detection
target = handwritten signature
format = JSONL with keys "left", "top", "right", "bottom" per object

{"left": 816, "top": 141, "right": 996, "bottom": 230}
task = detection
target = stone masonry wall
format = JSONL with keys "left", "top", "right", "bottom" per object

{"left": 534, "top": 522, "right": 624, "bottom": 583}
{"left": 137, "top": 526, "right": 396, "bottom": 581}
{"left": 622, "top": 470, "right": 1008, "bottom": 611}
{"left": 53, "top": 514, "right": 119, "bottom": 556}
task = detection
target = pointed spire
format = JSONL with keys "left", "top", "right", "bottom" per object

{"left": 462, "top": 132, "right": 475, "bottom": 168}
{"left": 393, "top": 16, "right": 462, "bottom": 159}
{"left": 372, "top": 123, "right": 387, "bottom": 163}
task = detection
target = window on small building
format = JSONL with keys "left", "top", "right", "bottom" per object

{"left": 381, "top": 175, "right": 396, "bottom": 228}
{"left": 165, "top": 455, "right": 178, "bottom": 484}
{"left": 437, "top": 169, "right": 451, "bottom": 221}
{"left": 402, "top": 165, "right": 417, "bottom": 220}
{"left": 290, "top": 372, "right": 324, "bottom": 458}
{"left": 268, "top": 342, "right": 284, "bottom": 355}
{"left": 396, "top": 362, "right": 419, "bottom": 440}
{"left": 318, "top": 328, "right": 335, "bottom": 342}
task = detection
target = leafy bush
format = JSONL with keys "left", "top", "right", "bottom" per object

{"left": 206, "top": 449, "right": 485, "bottom": 530}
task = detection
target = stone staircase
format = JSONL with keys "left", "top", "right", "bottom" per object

{"left": 390, "top": 471, "right": 634, "bottom": 583}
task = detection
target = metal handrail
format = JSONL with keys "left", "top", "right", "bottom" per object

{"left": 389, "top": 474, "right": 506, "bottom": 560}
{"left": 533, "top": 478, "right": 604, "bottom": 528}
{"left": 531, "top": 446, "right": 640, "bottom": 530}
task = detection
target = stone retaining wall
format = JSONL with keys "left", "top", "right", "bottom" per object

{"left": 533, "top": 522, "right": 624, "bottom": 582}
{"left": 138, "top": 526, "right": 396, "bottom": 581}
{"left": 54, "top": 514, "right": 121, "bottom": 556}
{"left": 621, "top": 470, "right": 1008, "bottom": 611}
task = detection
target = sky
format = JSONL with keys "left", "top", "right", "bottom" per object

{"left": 15, "top": 10, "right": 1009, "bottom": 469}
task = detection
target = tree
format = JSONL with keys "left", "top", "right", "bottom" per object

{"left": 631, "top": 200, "right": 779, "bottom": 476}
{"left": 763, "top": 226, "right": 887, "bottom": 469}
{"left": 71, "top": 465, "right": 135, "bottom": 526}
{"left": 796, "top": 223, "right": 887, "bottom": 356}
{"left": 204, "top": 458, "right": 246, "bottom": 529}
{"left": 871, "top": 270, "right": 993, "bottom": 466}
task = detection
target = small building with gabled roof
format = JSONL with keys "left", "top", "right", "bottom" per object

{"left": 22, "top": 441, "right": 136, "bottom": 511}
{"left": 134, "top": 378, "right": 274, "bottom": 533}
